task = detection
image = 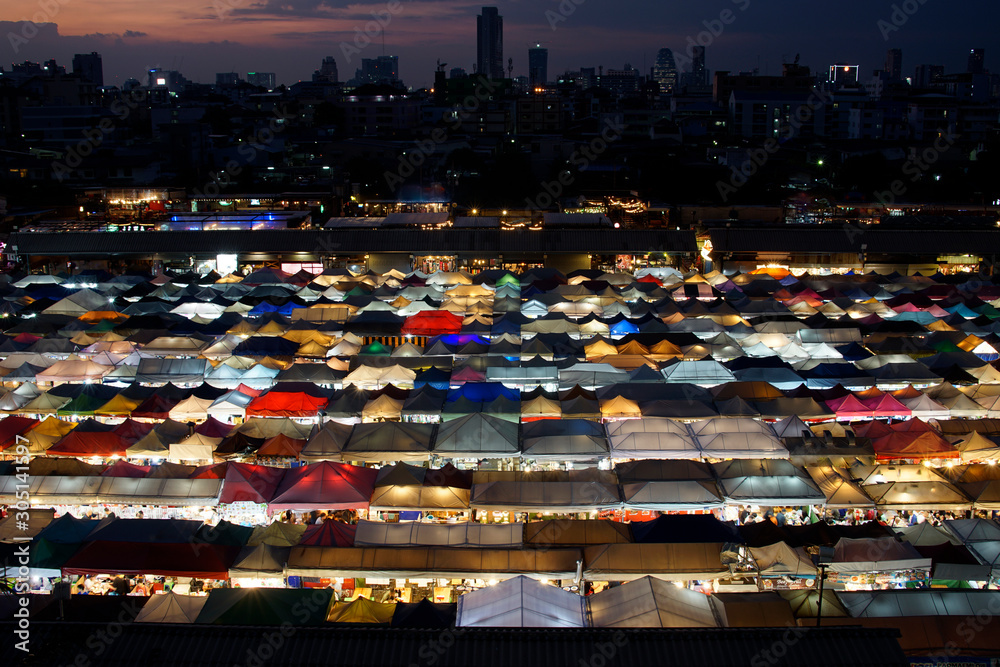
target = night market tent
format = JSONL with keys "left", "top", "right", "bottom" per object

{"left": 299, "top": 421, "right": 353, "bottom": 461}
{"left": 606, "top": 418, "right": 700, "bottom": 459}
{"left": 169, "top": 433, "right": 221, "bottom": 463}
{"left": 299, "top": 521, "right": 357, "bottom": 547}
{"left": 587, "top": 576, "right": 727, "bottom": 628}
{"left": 778, "top": 589, "right": 849, "bottom": 619}
{"left": 368, "top": 464, "right": 471, "bottom": 511}
{"left": 871, "top": 430, "right": 959, "bottom": 461}
{"left": 433, "top": 413, "right": 520, "bottom": 459}
{"left": 229, "top": 543, "right": 290, "bottom": 579}
{"left": 62, "top": 518, "right": 239, "bottom": 579}
{"left": 133, "top": 592, "right": 209, "bottom": 624}
{"left": 805, "top": 466, "right": 876, "bottom": 508}
{"left": 36, "top": 358, "right": 112, "bottom": 383}
{"left": 167, "top": 395, "right": 216, "bottom": 421}
{"left": 46, "top": 429, "right": 129, "bottom": 457}
{"left": 247, "top": 521, "right": 307, "bottom": 547}
{"left": 267, "top": 461, "right": 378, "bottom": 510}
{"left": 353, "top": 521, "right": 523, "bottom": 548}
{"left": 0, "top": 507, "right": 53, "bottom": 541}
{"left": 285, "top": 545, "right": 580, "bottom": 580}
{"left": 0, "top": 475, "right": 222, "bottom": 506}
{"left": 829, "top": 536, "right": 932, "bottom": 573}
{"left": 135, "top": 358, "right": 209, "bottom": 384}
{"left": 342, "top": 422, "right": 435, "bottom": 462}
{"left": 522, "top": 519, "right": 632, "bottom": 547}
{"left": 245, "top": 391, "right": 327, "bottom": 418}
{"left": 618, "top": 460, "right": 725, "bottom": 511}
{"left": 219, "top": 463, "right": 286, "bottom": 504}
{"left": 456, "top": 576, "right": 586, "bottom": 628}
{"left": 470, "top": 469, "right": 622, "bottom": 511}
{"left": 660, "top": 360, "right": 736, "bottom": 386}
{"left": 837, "top": 590, "right": 1000, "bottom": 618}
{"left": 712, "top": 459, "right": 826, "bottom": 506}
{"left": 520, "top": 418, "right": 609, "bottom": 461}
{"left": 944, "top": 519, "right": 1000, "bottom": 574}
{"left": 326, "top": 597, "right": 397, "bottom": 624}
{"left": 582, "top": 542, "right": 730, "bottom": 581}
{"left": 748, "top": 542, "right": 817, "bottom": 577}
{"left": 195, "top": 589, "right": 333, "bottom": 626}
{"left": 949, "top": 432, "right": 1000, "bottom": 461}
{"left": 689, "top": 418, "right": 787, "bottom": 459}
{"left": 236, "top": 417, "right": 313, "bottom": 440}
{"left": 390, "top": 599, "right": 457, "bottom": 628}
{"left": 855, "top": 465, "right": 972, "bottom": 510}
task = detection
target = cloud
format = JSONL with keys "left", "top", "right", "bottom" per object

{"left": 123, "top": 30, "right": 147, "bottom": 38}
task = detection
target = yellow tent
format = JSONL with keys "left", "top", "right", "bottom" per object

{"left": 23, "top": 416, "right": 77, "bottom": 454}
{"left": 326, "top": 597, "right": 396, "bottom": 623}
{"left": 95, "top": 393, "right": 145, "bottom": 416}
{"left": 600, "top": 395, "right": 642, "bottom": 419}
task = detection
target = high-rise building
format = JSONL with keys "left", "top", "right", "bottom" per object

{"left": 602, "top": 64, "right": 639, "bottom": 96}
{"left": 477, "top": 7, "right": 504, "bottom": 80}
{"left": 652, "top": 48, "right": 678, "bottom": 93}
{"left": 968, "top": 48, "right": 985, "bottom": 75}
{"left": 450, "top": 67, "right": 467, "bottom": 79}
{"left": 216, "top": 72, "right": 240, "bottom": 86}
{"left": 528, "top": 44, "right": 548, "bottom": 89}
{"left": 690, "top": 46, "right": 707, "bottom": 86}
{"left": 247, "top": 72, "right": 276, "bottom": 89}
{"left": 72, "top": 52, "right": 103, "bottom": 87}
{"left": 353, "top": 56, "right": 399, "bottom": 86}
{"left": 914, "top": 64, "right": 944, "bottom": 87}
{"left": 313, "top": 56, "right": 339, "bottom": 83}
{"left": 885, "top": 48, "right": 902, "bottom": 82}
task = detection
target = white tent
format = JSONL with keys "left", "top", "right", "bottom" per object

{"left": 749, "top": 542, "right": 817, "bottom": 577}
{"left": 456, "top": 576, "right": 586, "bottom": 628}
{"left": 690, "top": 419, "right": 787, "bottom": 459}
{"left": 587, "top": 576, "right": 727, "bottom": 628}
{"left": 837, "top": 590, "right": 1000, "bottom": 618}
{"left": 606, "top": 418, "right": 700, "bottom": 459}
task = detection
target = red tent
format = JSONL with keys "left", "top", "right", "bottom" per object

{"left": 872, "top": 431, "right": 959, "bottom": 461}
{"left": 195, "top": 417, "right": 234, "bottom": 438}
{"left": 268, "top": 461, "right": 377, "bottom": 510}
{"left": 0, "top": 415, "right": 39, "bottom": 451}
{"left": 636, "top": 275, "right": 663, "bottom": 286}
{"left": 401, "top": 311, "right": 463, "bottom": 336}
{"left": 450, "top": 366, "right": 487, "bottom": 384}
{"left": 112, "top": 418, "right": 156, "bottom": 443}
{"left": 825, "top": 394, "right": 872, "bottom": 419}
{"left": 245, "top": 391, "right": 328, "bottom": 418}
{"left": 890, "top": 418, "right": 935, "bottom": 433}
{"left": 234, "top": 384, "right": 263, "bottom": 397}
{"left": 219, "top": 462, "right": 286, "bottom": 504}
{"left": 131, "top": 393, "right": 184, "bottom": 420}
{"left": 860, "top": 394, "right": 912, "bottom": 418}
{"left": 47, "top": 431, "right": 129, "bottom": 457}
{"left": 852, "top": 420, "right": 894, "bottom": 439}
{"left": 61, "top": 518, "right": 241, "bottom": 578}
{"left": 299, "top": 521, "right": 357, "bottom": 547}
{"left": 256, "top": 434, "right": 306, "bottom": 458}
{"left": 191, "top": 462, "right": 229, "bottom": 479}
{"left": 101, "top": 460, "right": 151, "bottom": 477}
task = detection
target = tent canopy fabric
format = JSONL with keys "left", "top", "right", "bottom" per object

{"left": 456, "top": 576, "right": 586, "bottom": 628}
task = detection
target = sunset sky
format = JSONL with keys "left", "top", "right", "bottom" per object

{"left": 2, "top": 0, "right": 996, "bottom": 89}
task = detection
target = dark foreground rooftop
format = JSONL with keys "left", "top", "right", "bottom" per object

{"left": 1, "top": 622, "right": 906, "bottom": 667}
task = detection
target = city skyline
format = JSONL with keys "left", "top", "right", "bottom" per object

{"left": 1, "top": 0, "right": 996, "bottom": 88}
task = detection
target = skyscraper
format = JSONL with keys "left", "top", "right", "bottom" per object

{"left": 477, "top": 7, "right": 504, "bottom": 80}
{"left": 72, "top": 52, "right": 103, "bottom": 87}
{"left": 652, "top": 48, "right": 678, "bottom": 93}
{"left": 885, "top": 48, "right": 902, "bottom": 82}
{"left": 313, "top": 56, "right": 339, "bottom": 83}
{"left": 528, "top": 44, "right": 548, "bottom": 88}
{"left": 690, "top": 46, "right": 707, "bottom": 86}
{"left": 968, "top": 48, "right": 985, "bottom": 75}
{"left": 247, "top": 72, "right": 276, "bottom": 89}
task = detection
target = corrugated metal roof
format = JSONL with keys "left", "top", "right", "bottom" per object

{"left": 2, "top": 623, "right": 907, "bottom": 667}
{"left": 8, "top": 229, "right": 696, "bottom": 256}
{"left": 709, "top": 227, "right": 1000, "bottom": 255}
